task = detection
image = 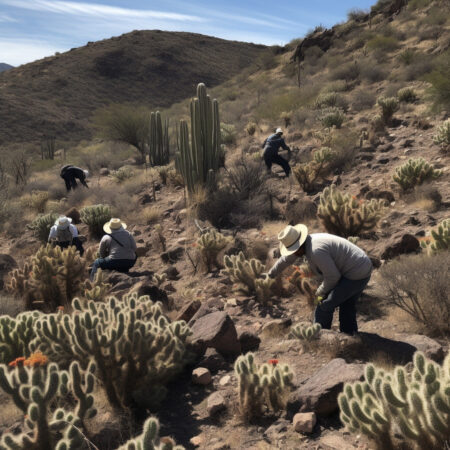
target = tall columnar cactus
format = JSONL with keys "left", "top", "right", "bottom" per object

{"left": 27, "top": 213, "right": 59, "bottom": 243}
{"left": 393, "top": 158, "right": 443, "bottom": 191}
{"left": 0, "top": 312, "right": 41, "bottom": 364}
{"left": 290, "top": 323, "right": 322, "bottom": 342}
{"left": 196, "top": 229, "right": 233, "bottom": 272}
{"left": 80, "top": 204, "right": 111, "bottom": 238}
{"left": 175, "top": 83, "right": 221, "bottom": 193}
{"left": 338, "top": 351, "right": 450, "bottom": 450}
{"left": 0, "top": 360, "right": 96, "bottom": 450}
{"left": 234, "top": 352, "right": 293, "bottom": 420}
{"left": 117, "top": 416, "right": 184, "bottom": 450}
{"left": 433, "top": 119, "right": 450, "bottom": 151}
{"left": 31, "top": 293, "right": 191, "bottom": 412}
{"left": 318, "top": 185, "right": 385, "bottom": 237}
{"left": 149, "top": 111, "right": 170, "bottom": 166}
{"left": 222, "top": 252, "right": 274, "bottom": 304}
{"left": 421, "top": 218, "right": 449, "bottom": 254}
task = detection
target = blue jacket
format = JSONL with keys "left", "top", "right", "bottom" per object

{"left": 262, "top": 133, "right": 290, "bottom": 154}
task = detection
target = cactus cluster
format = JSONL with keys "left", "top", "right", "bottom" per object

{"left": 0, "top": 360, "right": 96, "bottom": 450}
{"left": 31, "top": 293, "right": 191, "bottom": 411}
{"left": 80, "top": 204, "right": 112, "bottom": 238}
{"left": 421, "top": 218, "right": 449, "bottom": 254}
{"left": 318, "top": 185, "right": 385, "bottom": 237}
{"left": 196, "top": 229, "right": 232, "bottom": 272}
{"left": 433, "top": 119, "right": 450, "bottom": 151}
{"left": 288, "top": 265, "right": 318, "bottom": 309}
{"left": 223, "top": 252, "right": 274, "bottom": 304}
{"left": 149, "top": 111, "right": 170, "bottom": 166}
{"left": 293, "top": 147, "right": 335, "bottom": 193}
{"left": 82, "top": 268, "right": 111, "bottom": 302}
{"left": 393, "top": 158, "right": 442, "bottom": 191}
{"left": 290, "top": 323, "right": 322, "bottom": 342}
{"left": 175, "top": 83, "right": 221, "bottom": 193}
{"left": 234, "top": 353, "right": 293, "bottom": 420}
{"left": 27, "top": 213, "right": 59, "bottom": 243}
{"left": 111, "top": 166, "right": 134, "bottom": 182}
{"left": 338, "top": 351, "right": 450, "bottom": 450}
{"left": 151, "top": 273, "right": 168, "bottom": 287}
{"left": 117, "top": 416, "right": 184, "bottom": 450}
{"left": 319, "top": 107, "right": 345, "bottom": 128}
{"left": 377, "top": 96, "right": 399, "bottom": 124}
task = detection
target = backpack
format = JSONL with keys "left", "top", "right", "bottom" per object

{"left": 56, "top": 227, "right": 73, "bottom": 244}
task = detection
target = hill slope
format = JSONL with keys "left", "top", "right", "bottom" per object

{"left": 0, "top": 30, "right": 267, "bottom": 145}
{"left": 0, "top": 63, "right": 13, "bottom": 73}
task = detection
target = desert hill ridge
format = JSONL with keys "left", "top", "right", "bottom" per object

{"left": 0, "top": 63, "right": 13, "bottom": 73}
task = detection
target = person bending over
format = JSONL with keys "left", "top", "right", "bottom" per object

{"left": 262, "top": 127, "right": 291, "bottom": 177}
{"left": 60, "top": 165, "right": 89, "bottom": 191}
{"left": 48, "top": 215, "right": 84, "bottom": 256}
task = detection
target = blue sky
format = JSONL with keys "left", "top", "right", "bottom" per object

{"left": 0, "top": 0, "right": 375, "bottom": 66}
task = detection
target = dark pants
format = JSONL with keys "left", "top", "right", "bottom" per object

{"left": 264, "top": 151, "right": 291, "bottom": 177}
{"left": 55, "top": 237, "right": 84, "bottom": 256}
{"left": 314, "top": 276, "right": 371, "bottom": 335}
{"left": 62, "top": 175, "right": 88, "bottom": 191}
{"left": 90, "top": 257, "right": 136, "bottom": 281}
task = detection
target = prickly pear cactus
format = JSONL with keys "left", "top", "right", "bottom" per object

{"left": 234, "top": 352, "right": 293, "bottom": 420}
{"left": 318, "top": 185, "right": 385, "bottom": 237}
{"left": 338, "top": 351, "right": 450, "bottom": 450}
{"left": 223, "top": 252, "right": 274, "bottom": 304}
{"left": 196, "top": 229, "right": 232, "bottom": 272}
{"left": 421, "top": 218, "right": 449, "bottom": 254}
{"left": 393, "top": 158, "right": 442, "bottom": 191}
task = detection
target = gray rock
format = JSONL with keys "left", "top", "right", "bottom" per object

{"left": 395, "top": 334, "right": 444, "bottom": 362}
{"left": 192, "top": 367, "right": 212, "bottom": 385}
{"left": 207, "top": 392, "right": 226, "bottom": 416}
{"left": 176, "top": 300, "right": 201, "bottom": 322}
{"left": 99, "top": 168, "right": 110, "bottom": 176}
{"left": 261, "top": 318, "right": 292, "bottom": 336}
{"left": 238, "top": 330, "right": 261, "bottom": 352}
{"left": 381, "top": 234, "right": 420, "bottom": 260}
{"left": 199, "top": 348, "right": 228, "bottom": 373}
{"left": 160, "top": 246, "right": 184, "bottom": 263}
{"left": 293, "top": 412, "right": 317, "bottom": 433}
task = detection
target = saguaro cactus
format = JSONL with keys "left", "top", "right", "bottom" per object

{"left": 338, "top": 351, "right": 450, "bottom": 450}
{"left": 318, "top": 185, "right": 385, "bottom": 237}
{"left": 176, "top": 83, "right": 221, "bottom": 193}
{"left": 421, "top": 218, "right": 449, "bottom": 254}
{"left": 234, "top": 352, "right": 293, "bottom": 420}
{"left": 149, "top": 111, "right": 170, "bottom": 166}
{"left": 393, "top": 158, "right": 442, "bottom": 191}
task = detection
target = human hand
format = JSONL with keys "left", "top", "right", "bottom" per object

{"left": 314, "top": 296, "right": 324, "bottom": 305}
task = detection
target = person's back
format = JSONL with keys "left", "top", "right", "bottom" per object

{"left": 263, "top": 133, "right": 288, "bottom": 153}
{"left": 100, "top": 229, "right": 136, "bottom": 260}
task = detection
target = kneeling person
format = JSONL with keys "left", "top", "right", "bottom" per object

{"left": 48, "top": 216, "right": 84, "bottom": 256}
{"left": 90, "top": 218, "right": 136, "bottom": 280}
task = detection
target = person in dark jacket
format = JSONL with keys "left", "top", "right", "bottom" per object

{"left": 262, "top": 128, "right": 291, "bottom": 177}
{"left": 60, "top": 165, "right": 89, "bottom": 191}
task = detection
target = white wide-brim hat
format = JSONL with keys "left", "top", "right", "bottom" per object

{"left": 55, "top": 216, "right": 72, "bottom": 230}
{"left": 278, "top": 224, "right": 308, "bottom": 256}
{"left": 276, "top": 127, "right": 283, "bottom": 134}
{"left": 103, "top": 218, "right": 127, "bottom": 234}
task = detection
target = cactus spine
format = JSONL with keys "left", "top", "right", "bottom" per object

{"left": 149, "top": 111, "right": 170, "bottom": 166}
{"left": 176, "top": 83, "right": 221, "bottom": 193}
{"left": 421, "top": 218, "right": 449, "bottom": 254}
{"left": 318, "top": 185, "right": 385, "bottom": 237}
{"left": 234, "top": 352, "right": 293, "bottom": 420}
{"left": 338, "top": 351, "right": 450, "bottom": 450}
{"left": 393, "top": 158, "right": 442, "bottom": 191}
{"left": 196, "top": 229, "right": 232, "bottom": 272}
{"left": 222, "top": 252, "right": 274, "bottom": 304}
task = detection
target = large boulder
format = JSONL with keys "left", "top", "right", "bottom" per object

{"left": 189, "top": 311, "right": 241, "bottom": 357}
{"left": 381, "top": 233, "right": 420, "bottom": 260}
{"left": 395, "top": 333, "right": 444, "bottom": 362}
{"left": 0, "top": 254, "right": 17, "bottom": 290}
{"left": 288, "top": 358, "right": 364, "bottom": 417}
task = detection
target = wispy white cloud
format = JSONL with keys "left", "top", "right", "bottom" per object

{"left": 0, "top": 38, "right": 65, "bottom": 66}
{"left": 0, "top": 0, "right": 204, "bottom": 22}
{"left": 0, "top": 11, "right": 17, "bottom": 22}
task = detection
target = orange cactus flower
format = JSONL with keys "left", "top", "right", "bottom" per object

{"left": 57, "top": 306, "right": 64, "bottom": 311}
{"left": 24, "top": 352, "right": 48, "bottom": 367}
{"left": 268, "top": 359, "right": 279, "bottom": 366}
{"left": 9, "top": 357, "right": 26, "bottom": 367}
{"left": 417, "top": 236, "right": 432, "bottom": 242}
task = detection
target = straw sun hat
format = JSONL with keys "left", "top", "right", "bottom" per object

{"left": 278, "top": 224, "right": 308, "bottom": 256}
{"left": 55, "top": 216, "right": 72, "bottom": 230}
{"left": 103, "top": 218, "right": 127, "bottom": 234}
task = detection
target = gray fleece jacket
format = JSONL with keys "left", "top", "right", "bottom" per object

{"left": 99, "top": 229, "right": 136, "bottom": 260}
{"left": 268, "top": 233, "right": 372, "bottom": 296}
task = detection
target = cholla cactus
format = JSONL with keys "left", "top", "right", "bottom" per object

{"left": 421, "top": 219, "right": 449, "bottom": 254}
{"left": 151, "top": 273, "right": 167, "bottom": 287}
{"left": 196, "top": 229, "right": 232, "bottom": 272}
{"left": 318, "top": 185, "right": 385, "bottom": 237}
{"left": 0, "top": 360, "right": 96, "bottom": 450}
{"left": 6, "top": 262, "right": 33, "bottom": 298}
{"left": 111, "top": 167, "right": 134, "bottom": 182}
{"left": 31, "top": 293, "right": 191, "bottom": 411}
{"left": 377, "top": 96, "right": 399, "bottom": 124}
{"left": 288, "top": 265, "right": 318, "bottom": 309}
{"left": 397, "top": 87, "right": 417, "bottom": 103}
{"left": 234, "top": 352, "right": 293, "bottom": 420}
{"left": 290, "top": 323, "right": 322, "bottom": 342}
{"left": 223, "top": 252, "right": 274, "bottom": 304}
{"left": 319, "top": 107, "right": 345, "bottom": 128}
{"left": 82, "top": 269, "right": 111, "bottom": 302}
{"left": 393, "top": 158, "right": 442, "bottom": 191}
{"left": 80, "top": 204, "right": 111, "bottom": 237}
{"left": 338, "top": 351, "right": 450, "bottom": 450}
{"left": 433, "top": 119, "right": 450, "bottom": 152}
{"left": 0, "top": 312, "right": 41, "bottom": 364}
{"left": 117, "top": 416, "right": 184, "bottom": 450}
{"left": 27, "top": 212, "right": 59, "bottom": 243}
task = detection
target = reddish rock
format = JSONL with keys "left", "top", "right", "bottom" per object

{"left": 192, "top": 367, "right": 212, "bottom": 385}
{"left": 176, "top": 300, "right": 201, "bottom": 322}
{"left": 381, "top": 234, "right": 420, "bottom": 260}
{"left": 207, "top": 392, "right": 226, "bottom": 416}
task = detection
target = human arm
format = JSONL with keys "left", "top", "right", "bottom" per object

{"left": 48, "top": 226, "right": 57, "bottom": 242}
{"left": 99, "top": 236, "right": 111, "bottom": 258}
{"left": 312, "top": 250, "right": 341, "bottom": 296}
{"left": 69, "top": 224, "right": 79, "bottom": 238}
{"left": 268, "top": 253, "right": 297, "bottom": 278}
{"left": 280, "top": 138, "right": 290, "bottom": 151}
{"left": 262, "top": 138, "right": 267, "bottom": 149}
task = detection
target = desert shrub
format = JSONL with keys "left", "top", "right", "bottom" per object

{"left": 420, "top": 218, "right": 449, "bottom": 254}
{"left": 323, "top": 80, "right": 348, "bottom": 93}
{"left": 221, "top": 123, "right": 236, "bottom": 145}
{"left": 246, "top": 122, "right": 257, "bottom": 136}
{"left": 142, "top": 206, "right": 161, "bottom": 225}
{"left": 319, "top": 108, "right": 345, "bottom": 129}
{"left": 393, "top": 158, "right": 442, "bottom": 191}
{"left": 80, "top": 204, "right": 111, "bottom": 237}
{"left": 402, "top": 53, "right": 434, "bottom": 81}
{"left": 285, "top": 198, "right": 318, "bottom": 224}
{"left": 234, "top": 352, "right": 293, "bottom": 420}
{"left": 314, "top": 92, "right": 348, "bottom": 111}
{"left": 21, "top": 190, "right": 49, "bottom": 213}
{"left": 246, "top": 239, "right": 270, "bottom": 263}
{"left": 408, "top": 0, "right": 433, "bottom": 9}
{"left": 380, "top": 252, "right": 449, "bottom": 335}
{"left": 377, "top": 96, "right": 399, "bottom": 124}
{"left": 339, "top": 351, "right": 450, "bottom": 449}
{"left": 367, "top": 35, "right": 398, "bottom": 52}
{"left": 27, "top": 212, "right": 59, "bottom": 243}
{"left": 351, "top": 89, "right": 376, "bottom": 111}
{"left": 433, "top": 119, "right": 450, "bottom": 151}
{"left": 223, "top": 252, "right": 274, "bottom": 304}
{"left": 329, "top": 61, "right": 360, "bottom": 82}
{"left": 399, "top": 48, "right": 416, "bottom": 65}
{"left": 318, "top": 185, "right": 385, "bottom": 237}
{"left": 196, "top": 229, "right": 232, "bottom": 272}
{"left": 31, "top": 293, "right": 192, "bottom": 411}
{"left": 397, "top": 87, "right": 417, "bottom": 103}
{"left": 347, "top": 7, "right": 368, "bottom": 21}
{"left": 426, "top": 50, "right": 450, "bottom": 110}
{"left": 111, "top": 166, "right": 134, "bottom": 182}
{"left": 360, "top": 64, "right": 387, "bottom": 83}
{"left": 224, "top": 156, "right": 267, "bottom": 199}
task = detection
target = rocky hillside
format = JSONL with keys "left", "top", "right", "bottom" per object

{"left": 0, "top": 64, "right": 13, "bottom": 73}
{"left": 0, "top": 31, "right": 267, "bottom": 145}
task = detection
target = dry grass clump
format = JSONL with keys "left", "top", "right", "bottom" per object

{"left": 142, "top": 207, "right": 161, "bottom": 225}
{"left": 379, "top": 252, "right": 450, "bottom": 336}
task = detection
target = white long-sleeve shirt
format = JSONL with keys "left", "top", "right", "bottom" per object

{"left": 268, "top": 233, "right": 372, "bottom": 296}
{"left": 48, "top": 224, "right": 79, "bottom": 240}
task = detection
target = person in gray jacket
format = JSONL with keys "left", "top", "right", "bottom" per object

{"left": 90, "top": 218, "right": 137, "bottom": 280}
{"left": 268, "top": 224, "right": 372, "bottom": 335}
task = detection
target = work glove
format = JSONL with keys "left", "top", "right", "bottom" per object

{"left": 314, "top": 296, "right": 324, "bottom": 306}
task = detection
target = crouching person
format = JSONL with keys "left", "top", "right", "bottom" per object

{"left": 90, "top": 218, "right": 137, "bottom": 281}
{"left": 48, "top": 216, "right": 84, "bottom": 256}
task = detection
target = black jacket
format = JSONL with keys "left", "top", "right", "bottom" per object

{"left": 262, "top": 133, "right": 290, "bottom": 155}
{"left": 60, "top": 165, "right": 86, "bottom": 181}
